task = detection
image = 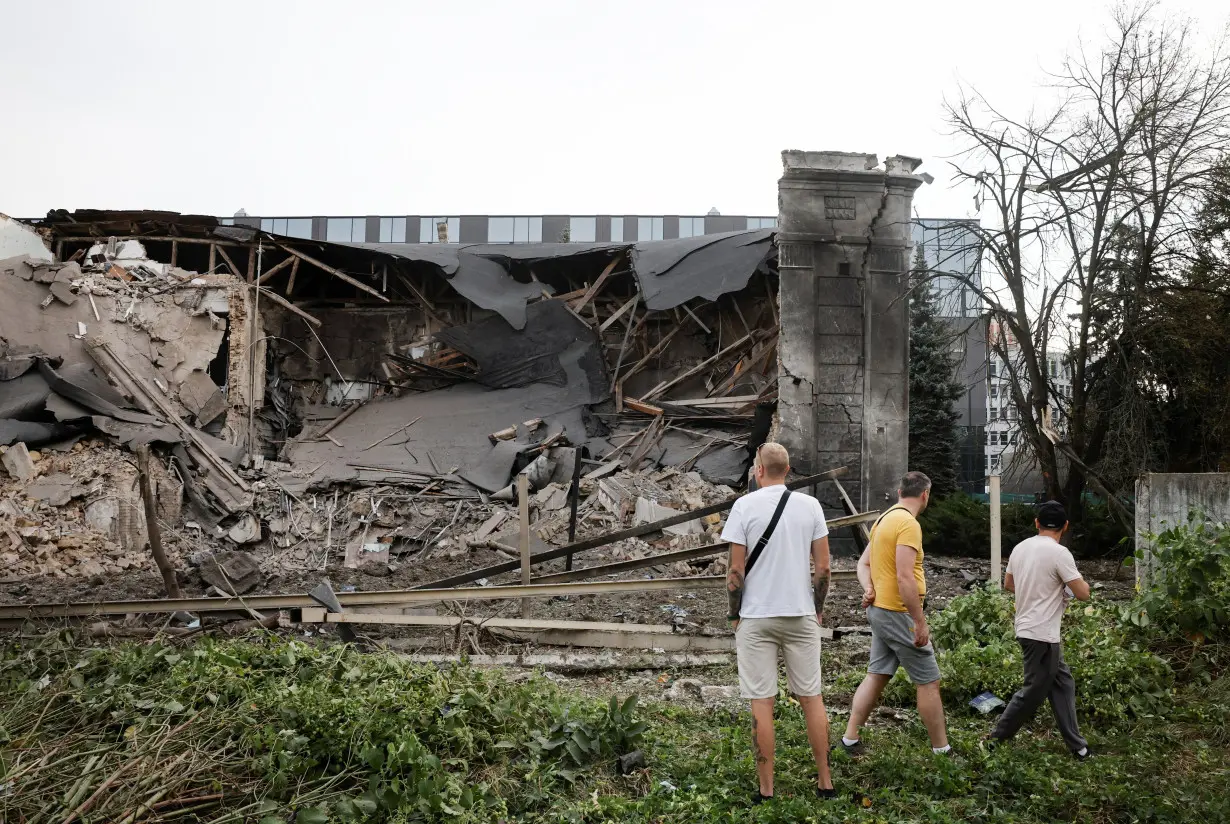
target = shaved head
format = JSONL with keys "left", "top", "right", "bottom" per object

{"left": 756, "top": 442, "right": 790, "bottom": 479}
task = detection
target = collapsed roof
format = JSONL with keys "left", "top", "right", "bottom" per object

{"left": 5, "top": 210, "right": 780, "bottom": 519}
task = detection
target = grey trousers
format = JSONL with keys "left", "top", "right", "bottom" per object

{"left": 991, "top": 638, "right": 1088, "bottom": 753}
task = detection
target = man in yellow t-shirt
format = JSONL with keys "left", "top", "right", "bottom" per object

{"left": 838, "top": 471, "right": 950, "bottom": 756}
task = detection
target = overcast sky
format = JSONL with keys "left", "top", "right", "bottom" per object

{"left": 0, "top": 0, "right": 1223, "bottom": 221}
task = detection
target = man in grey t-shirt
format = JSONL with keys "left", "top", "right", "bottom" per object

{"left": 987, "top": 501, "right": 1092, "bottom": 759}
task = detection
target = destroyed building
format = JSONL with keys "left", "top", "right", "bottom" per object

{"left": 0, "top": 151, "right": 925, "bottom": 595}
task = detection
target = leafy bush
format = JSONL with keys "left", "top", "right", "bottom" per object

{"left": 920, "top": 493, "right": 1129, "bottom": 558}
{"left": 533, "top": 696, "right": 646, "bottom": 778}
{"left": 931, "top": 584, "right": 1016, "bottom": 645}
{"left": 1129, "top": 517, "right": 1230, "bottom": 643}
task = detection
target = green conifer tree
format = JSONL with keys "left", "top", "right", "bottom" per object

{"left": 908, "top": 246, "right": 964, "bottom": 497}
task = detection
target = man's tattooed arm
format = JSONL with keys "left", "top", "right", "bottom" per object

{"left": 728, "top": 568, "right": 745, "bottom": 619}
{"left": 813, "top": 569, "right": 831, "bottom": 619}
{"left": 812, "top": 536, "right": 831, "bottom": 622}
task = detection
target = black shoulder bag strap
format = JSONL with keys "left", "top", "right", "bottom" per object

{"left": 743, "top": 489, "right": 792, "bottom": 579}
{"left": 867, "top": 504, "right": 908, "bottom": 539}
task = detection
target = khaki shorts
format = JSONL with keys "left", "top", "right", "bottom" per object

{"left": 735, "top": 616, "right": 823, "bottom": 699}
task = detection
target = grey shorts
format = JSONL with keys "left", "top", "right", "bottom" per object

{"left": 867, "top": 606, "right": 941, "bottom": 685}
{"left": 735, "top": 616, "right": 823, "bottom": 699}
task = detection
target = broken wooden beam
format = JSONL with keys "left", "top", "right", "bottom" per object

{"left": 662, "top": 395, "right": 760, "bottom": 408}
{"left": 286, "top": 256, "right": 300, "bottom": 295}
{"left": 215, "top": 244, "right": 244, "bottom": 278}
{"left": 833, "top": 476, "right": 873, "bottom": 545}
{"left": 623, "top": 398, "right": 664, "bottom": 416}
{"left": 536, "top": 542, "right": 728, "bottom": 584}
{"left": 254, "top": 284, "right": 323, "bottom": 327}
{"left": 0, "top": 576, "right": 727, "bottom": 621}
{"left": 382, "top": 649, "right": 734, "bottom": 672}
{"left": 642, "top": 333, "right": 754, "bottom": 402}
{"left": 277, "top": 243, "right": 390, "bottom": 302}
{"left": 598, "top": 294, "right": 639, "bottom": 333}
{"left": 311, "top": 400, "right": 364, "bottom": 440}
{"left": 570, "top": 253, "right": 624, "bottom": 313}
{"left": 535, "top": 529, "right": 872, "bottom": 586}
{"left": 419, "top": 466, "right": 850, "bottom": 589}
{"left": 255, "top": 254, "right": 296, "bottom": 284}
{"left": 86, "top": 341, "right": 251, "bottom": 515}
{"left": 626, "top": 414, "right": 666, "bottom": 472}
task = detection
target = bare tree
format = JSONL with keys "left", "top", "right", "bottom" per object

{"left": 935, "top": 2, "right": 1230, "bottom": 509}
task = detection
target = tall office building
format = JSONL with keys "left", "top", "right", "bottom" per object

{"left": 910, "top": 218, "right": 988, "bottom": 493}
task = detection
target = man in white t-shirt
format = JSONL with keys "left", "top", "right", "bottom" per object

{"left": 722, "top": 442, "right": 834, "bottom": 803}
{"left": 988, "top": 500, "right": 1092, "bottom": 759}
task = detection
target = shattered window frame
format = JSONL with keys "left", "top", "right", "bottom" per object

{"left": 379, "top": 217, "right": 407, "bottom": 243}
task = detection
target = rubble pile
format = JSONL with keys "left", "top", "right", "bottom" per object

{"left": 2, "top": 210, "right": 785, "bottom": 607}
{"left": 0, "top": 438, "right": 187, "bottom": 580}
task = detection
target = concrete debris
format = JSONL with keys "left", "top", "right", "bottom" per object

{"left": 197, "top": 550, "right": 262, "bottom": 595}
{"left": 473, "top": 510, "right": 508, "bottom": 541}
{"left": 664, "top": 678, "right": 739, "bottom": 706}
{"left": 0, "top": 216, "right": 53, "bottom": 262}
{"left": 2, "top": 442, "right": 36, "bottom": 480}
{"left": 227, "top": 512, "right": 262, "bottom": 544}
{"left": 0, "top": 206, "right": 820, "bottom": 610}
{"left": 0, "top": 438, "right": 177, "bottom": 580}
{"left": 178, "top": 370, "right": 227, "bottom": 428}
{"left": 23, "top": 472, "right": 84, "bottom": 506}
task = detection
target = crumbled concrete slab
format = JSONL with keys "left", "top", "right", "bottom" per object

{"left": 24, "top": 472, "right": 83, "bottom": 506}
{"left": 52, "top": 261, "right": 82, "bottom": 283}
{"left": 178, "top": 370, "right": 226, "bottom": 427}
{"left": 0, "top": 255, "right": 38, "bottom": 281}
{"left": 634, "top": 498, "right": 703, "bottom": 536}
{"left": 198, "top": 549, "right": 261, "bottom": 594}
{"left": 0, "top": 217, "right": 53, "bottom": 263}
{"left": 473, "top": 510, "right": 508, "bottom": 541}
{"left": 48, "top": 281, "right": 77, "bottom": 306}
{"left": 227, "top": 512, "right": 262, "bottom": 544}
{"left": 2, "top": 442, "right": 36, "bottom": 480}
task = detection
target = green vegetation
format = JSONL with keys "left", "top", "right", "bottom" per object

{"left": 907, "top": 247, "right": 964, "bottom": 499}
{"left": 2, "top": 521, "right": 1228, "bottom": 822}
{"left": 1132, "top": 516, "right": 1230, "bottom": 643}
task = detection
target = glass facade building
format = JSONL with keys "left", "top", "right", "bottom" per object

{"left": 220, "top": 213, "right": 777, "bottom": 244}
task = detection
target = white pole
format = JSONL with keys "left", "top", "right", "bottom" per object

{"left": 989, "top": 473, "right": 1002, "bottom": 588}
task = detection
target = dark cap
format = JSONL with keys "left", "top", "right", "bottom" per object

{"left": 1037, "top": 501, "right": 1067, "bottom": 530}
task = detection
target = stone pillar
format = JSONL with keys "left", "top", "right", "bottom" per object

{"left": 776, "top": 151, "right": 924, "bottom": 515}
